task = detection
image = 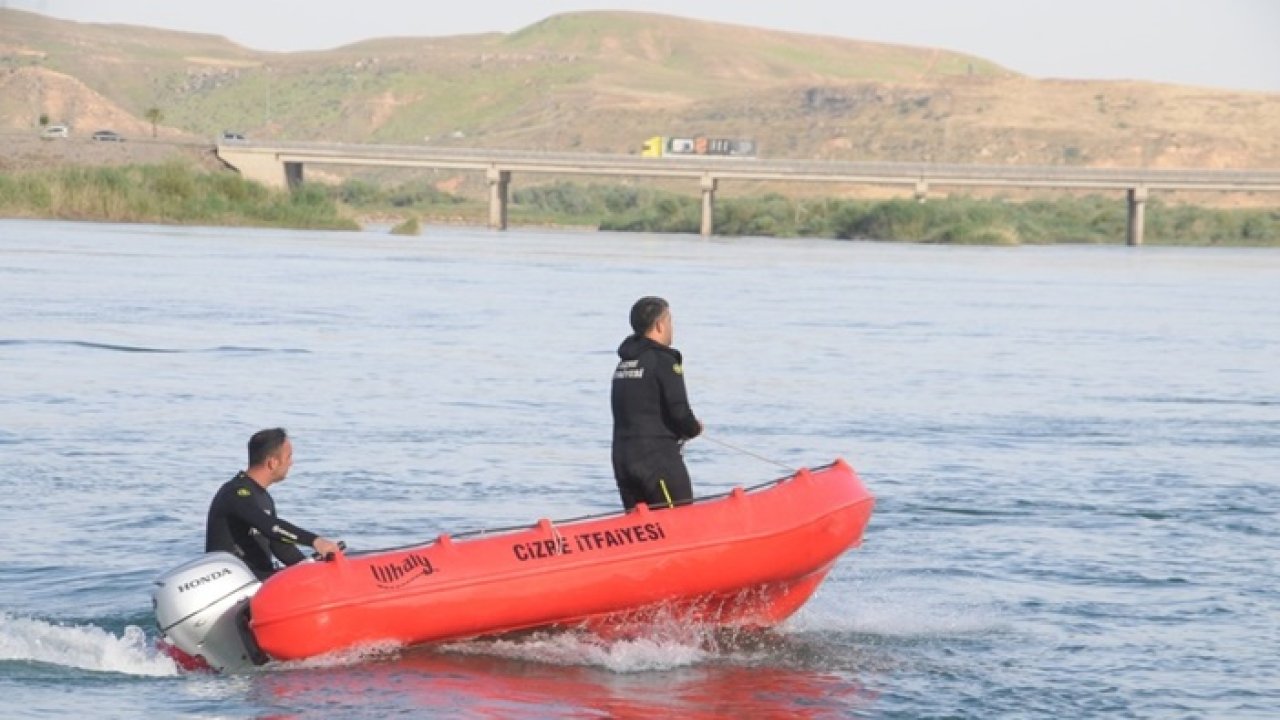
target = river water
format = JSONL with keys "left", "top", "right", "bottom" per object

{"left": 1, "top": 219, "right": 1277, "bottom": 718}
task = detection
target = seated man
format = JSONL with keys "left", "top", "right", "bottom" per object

{"left": 205, "top": 428, "right": 340, "bottom": 580}
{"left": 610, "top": 296, "right": 703, "bottom": 510}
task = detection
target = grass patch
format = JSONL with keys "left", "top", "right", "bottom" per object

{"left": 342, "top": 180, "right": 1279, "bottom": 246}
{"left": 389, "top": 216, "right": 421, "bottom": 235}
{"left": 8, "top": 166, "right": 1274, "bottom": 246}
{"left": 0, "top": 163, "right": 357, "bottom": 230}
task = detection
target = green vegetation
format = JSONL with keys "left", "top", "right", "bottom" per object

{"left": 2, "top": 167, "right": 1274, "bottom": 245}
{"left": 389, "top": 216, "right": 421, "bottom": 235}
{"left": 328, "top": 179, "right": 1278, "bottom": 245}
{"left": 0, "top": 163, "right": 357, "bottom": 230}
{"left": 334, "top": 178, "right": 475, "bottom": 214}
{"left": 144, "top": 107, "right": 164, "bottom": 138}
{"left": 491, "top": 182, "right": 1277, "bottom": 246}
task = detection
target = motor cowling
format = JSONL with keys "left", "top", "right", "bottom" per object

{"left": 152, "top": 552, "right": 264, "bottom": 672}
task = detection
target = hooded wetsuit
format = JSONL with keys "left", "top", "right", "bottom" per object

{"left": 611, "top": 334, "right": 702, "bottom": 510}
{"left": 205, "top": 471, "right": 319, "bottom": 580}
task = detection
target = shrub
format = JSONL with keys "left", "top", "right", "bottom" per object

{"left": 390, "top": 216, "right": 421, "bottom": 235}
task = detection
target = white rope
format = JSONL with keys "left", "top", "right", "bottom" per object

{"left": 701, "top": 435, "right": 795, "bottom": 472}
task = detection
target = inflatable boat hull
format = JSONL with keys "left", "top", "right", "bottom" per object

{"left": 250, "top": 459, "right": 874, "bottom": 661}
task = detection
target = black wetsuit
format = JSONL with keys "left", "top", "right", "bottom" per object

{"left": 611, "top": 335, "right": 702, "bottom": 510}
{"left": 205, "top": 472, "right": 319, "bottom": 580}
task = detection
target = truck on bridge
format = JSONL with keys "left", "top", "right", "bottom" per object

{"left": 641, "top": 136, "right": 757, "bottom": 158}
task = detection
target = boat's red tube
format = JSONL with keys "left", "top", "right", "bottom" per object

{"left": 250, "top": 459, "right": 874, "bottom": 660}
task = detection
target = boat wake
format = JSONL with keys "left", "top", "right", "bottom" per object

{"left": 433, "top": 581, "right": 1004, "bottom": 674}
{"left": 0, "top": 613, "right": 178, "bottom": 677}
{"left": 271, "top": 641, "right": 406, "bottom": 672}
{"left": 443, "top": 628, "right": 710, "bottom": 673}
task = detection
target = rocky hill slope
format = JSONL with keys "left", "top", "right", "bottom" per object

{"left": 2, "top": 8, "right": 1279, "bottom": 169}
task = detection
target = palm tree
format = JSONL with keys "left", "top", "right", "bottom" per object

{"left": 144, "top": 107, "right": 164, "bottom": 138}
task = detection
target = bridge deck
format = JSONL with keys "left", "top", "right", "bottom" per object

{"left": 222, "top": 141, "right": 1280, "bottom": 192}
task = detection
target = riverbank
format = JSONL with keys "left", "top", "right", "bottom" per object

{"left": 0, "top": 162, "right": 357, "bottom": 230}
{"left": 1, "top": 156, "right": 1277, "bottom": 244}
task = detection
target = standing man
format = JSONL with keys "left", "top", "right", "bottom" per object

{"left": 611, "top": 296, "right": 703, "bottom": 510}
{"left": 206, "top": 428, "right": 340, "bottom": 580}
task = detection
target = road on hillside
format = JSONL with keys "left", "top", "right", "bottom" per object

{"left": 0, "top": 133, "right": 220, "bottom": 173}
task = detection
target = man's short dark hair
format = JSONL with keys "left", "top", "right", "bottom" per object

{"left": 630, "top": 296, "right": 669, "bottom": 335}
{"left": 248, "top": 428, "right": 288, "bottom": 467}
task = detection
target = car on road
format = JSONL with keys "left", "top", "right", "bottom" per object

{"left": 219, "top": 131, "right": 247, "bottom": 143}
{"left": 91, "top": 130, "right": 124, "bottom": 142}
{"left": 41, "top": 124, "right": 69, "bottom": 139}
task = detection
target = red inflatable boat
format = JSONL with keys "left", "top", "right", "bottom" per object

{"left": 243, "top": 459, "right": 873, "bottom": 661}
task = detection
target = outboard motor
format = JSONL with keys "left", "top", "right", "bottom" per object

{"left": 152, "top": 552, "right": 265, "bottom": 672}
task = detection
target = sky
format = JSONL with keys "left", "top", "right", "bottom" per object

{"left": 4, "top": 0, "right": 1279, "bottom": 93}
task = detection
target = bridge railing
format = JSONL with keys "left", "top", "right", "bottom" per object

{"left": 224, "top": 140, "right": 1280, "bottom": 188}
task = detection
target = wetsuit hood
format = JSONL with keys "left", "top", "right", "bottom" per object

{"left": 617, "top": 334, "right": 682, "bottom": 362}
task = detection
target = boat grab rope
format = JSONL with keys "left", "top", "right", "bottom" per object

{"left": 343, "top": 461, "right": 837, "bottom": 558}
{"left": 549, "top": 519, "right": 565, "bottom": 555}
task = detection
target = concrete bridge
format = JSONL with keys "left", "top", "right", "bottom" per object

{"left": 217, "top": 141, "right": 1280, "bottom": 245}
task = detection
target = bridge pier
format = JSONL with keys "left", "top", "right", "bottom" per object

{"left": 487, "top": 167, "right": 511, "bottom": 231}
{"left": 285, "top": 161, "right": 304, "bottom": 189}
{"left": 1127, "top": 186, "right": 1148, "bottom": 246}
{"left": 700, "top": 174, "right": 717, "bottom": 237}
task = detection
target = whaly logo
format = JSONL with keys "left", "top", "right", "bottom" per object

{"left": 177, "top": 568, "right": 233, "bottom": 593}
{"left": 370, "top": 553, "right": 436, "bottom": 589}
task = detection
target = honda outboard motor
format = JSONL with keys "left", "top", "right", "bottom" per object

{"left": 152, "top": 552, "right": 264, "bottom": 672}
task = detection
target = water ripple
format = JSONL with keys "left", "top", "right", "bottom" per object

{"left": 3, "top": 222, "right": 1278, "bottom": 719}
{"left": 0, "top": 339, "right": 310, "bottom": 354}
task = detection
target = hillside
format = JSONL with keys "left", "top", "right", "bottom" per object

{"left": 2, "top": 8, "right": 1279, "bottom": 169}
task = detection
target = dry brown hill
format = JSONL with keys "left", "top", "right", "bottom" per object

{"left": 0, "top": 66, "right": 174, "bottom": 137}
{"left": 1, "top": 8, "right": 1278, "bottom": 169}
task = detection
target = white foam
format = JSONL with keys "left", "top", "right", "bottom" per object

{"left": 271, "top": 640, "right": 405, "bottom": 671}
{"left": 444, "top": 630, "right": 709, "bottom": 673}
{"left": 0, "top": 613, "right": 179, "bottom": 676}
